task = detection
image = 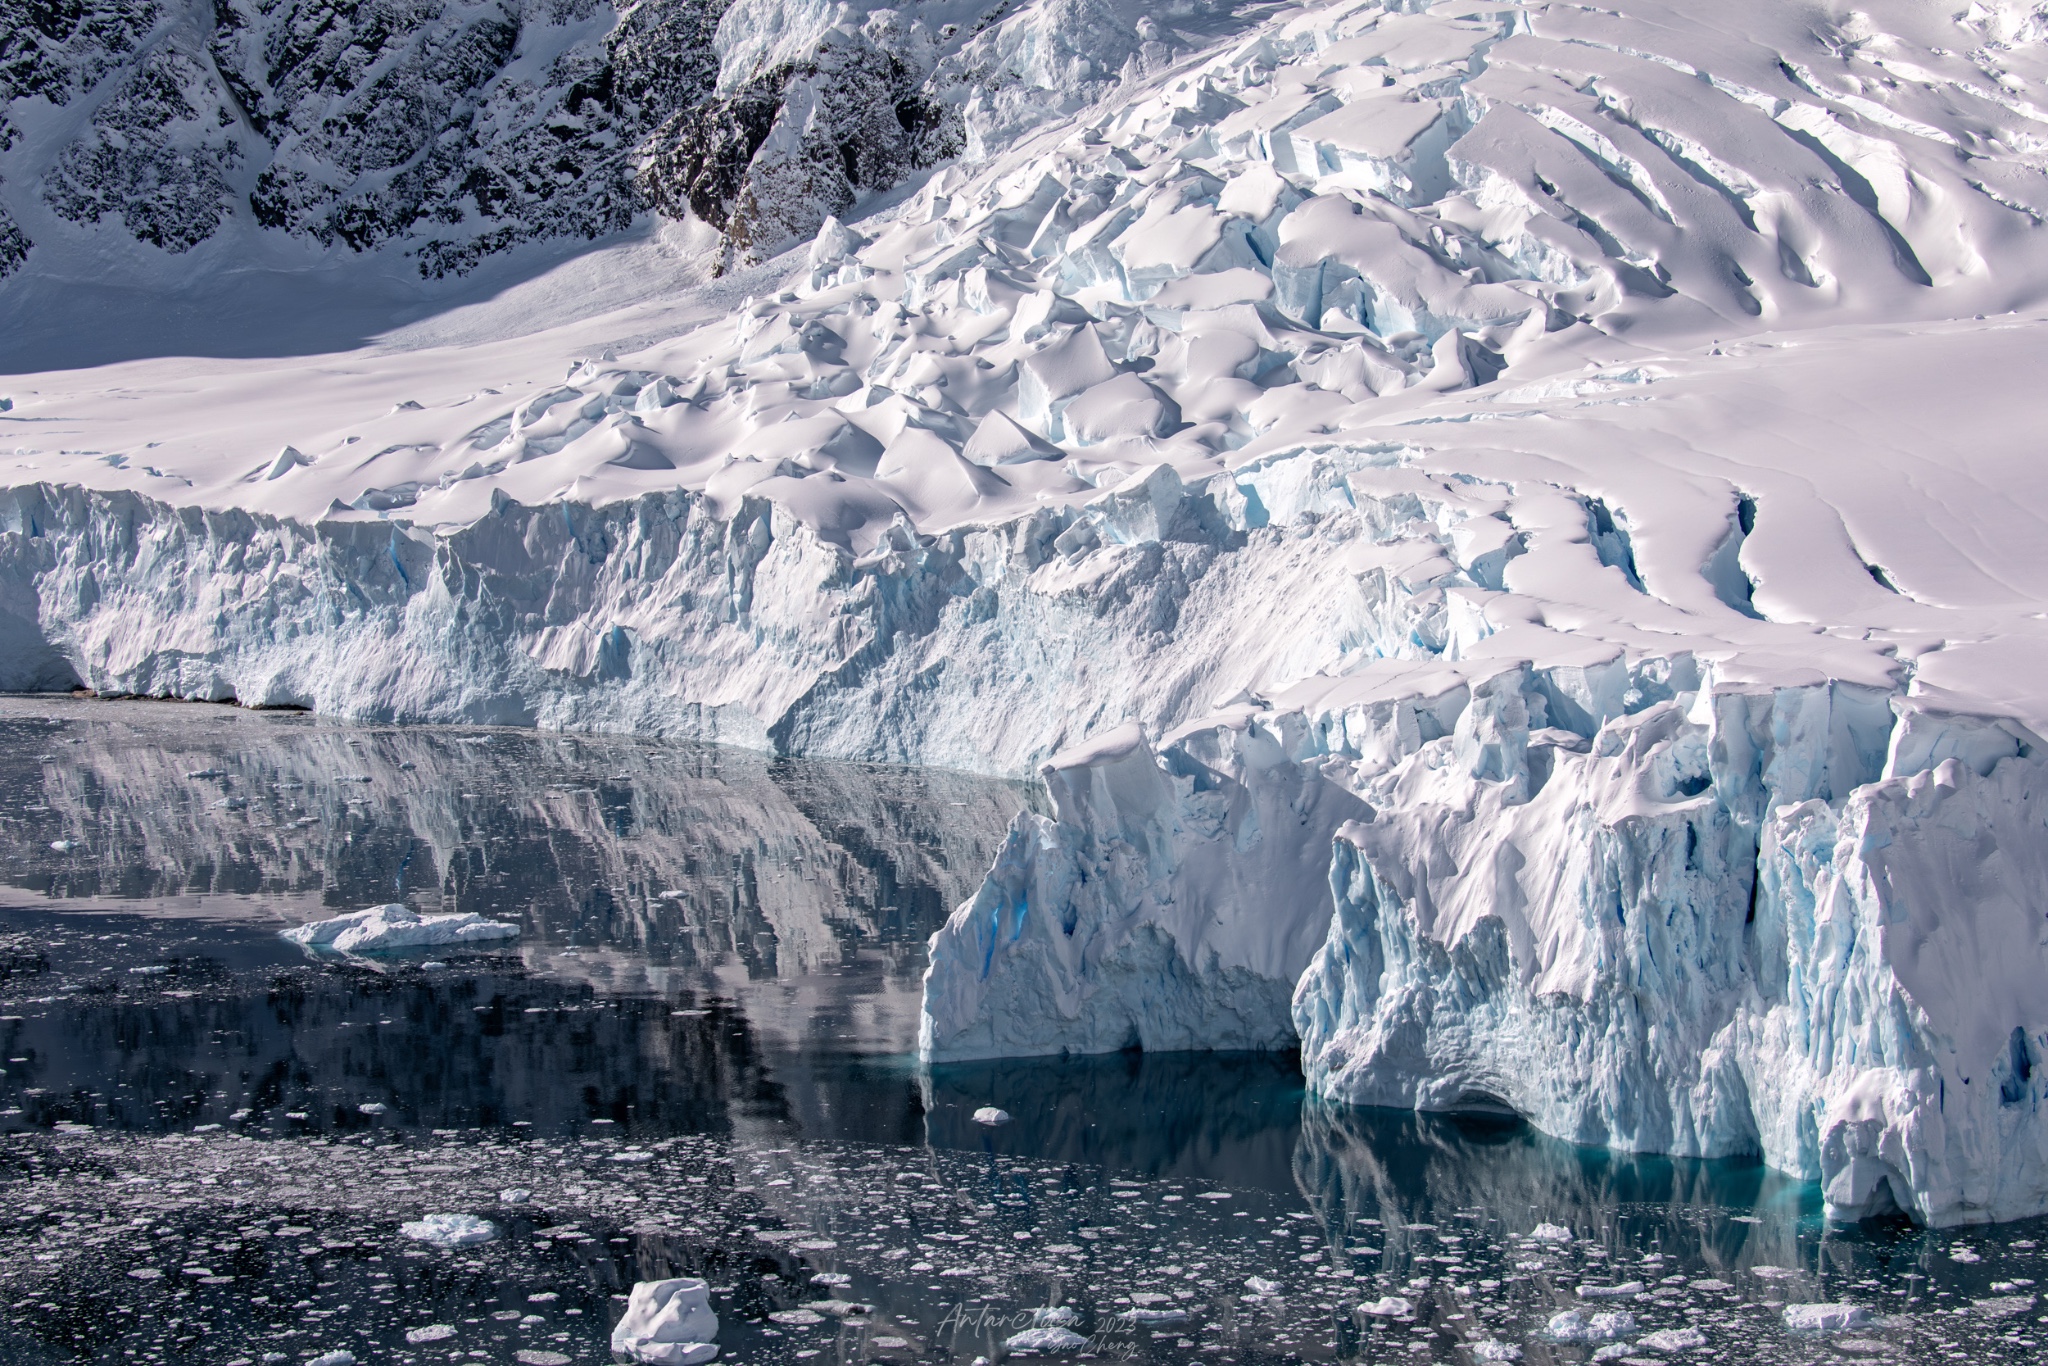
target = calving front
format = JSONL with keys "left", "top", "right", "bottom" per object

{"left": 924, "top": 660, "right": 2048, "bottom": 1229}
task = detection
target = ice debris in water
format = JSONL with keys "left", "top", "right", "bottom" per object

{"left": 501, "top": 1188, "right": 532, "bottom": 1204}
{"left": 1031, "top": 1306, "right": 1080, "bottom": 1327}
{"left": 357, "top": 1102, "right": 387, "bottom": 1115}
{"left": 305, "top": 1354, "right": 356, "bottom": 1366}
{"left": 1360, "top": 1296, "right": 1412, "bottom": 1317}
{"left": 1636, "top": 1327, "right": 1708, "bottom": 1352}
{"left": 1471, "top": 1344, "right": 1521, "bottom": 1363}
{"left": 281, "top": 904, "right": 518, "bottom": 953}
{"left": 48, "top": 840, "right": 74, "bottom": 852}
{"left": 610, "top": 1278, "right": 720, "bottom": 1366}
{"left": 1547, "top": 1309, "right": 1635, "bottom": 1341}
{"left": 972, "top": 1106, "right": 1011, "bottom": 1125}
{"left": 1243, "top": 1276, "right": 1281, "bottom": 1297}
{"left": 1528, "top": 1223, "right": 1574, "bottom": 1243}
{"left": 399, "top": 1213, "right": 500, "bottom": 1247}
{"left": 1124, "top": 1306, "right": 1187, "bottom": 1324}
{"left": 1577, "top": 1281, "right": 1646, "bottom": 1299}
{"left": 1781, "top": 1303, "right": 1870, "bottom": 1332}
{"left": 405, "top": 1325, "right": 457, "bottom": 1343}
{"left": 1005, "top": 1327, "right": 1089, "bottom": 1353}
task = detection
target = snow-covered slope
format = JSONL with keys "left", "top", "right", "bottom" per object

{"left": 9, "top": 0, "right": 2048, "bottom": 1224}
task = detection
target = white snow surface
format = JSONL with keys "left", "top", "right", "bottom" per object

{"left": 9, "top": 0, "right": 2048, "bottom": 1225}
{"left": 280, "top": 905, "right": 520, "bottom": 954}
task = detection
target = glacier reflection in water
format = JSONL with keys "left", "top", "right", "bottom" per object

{"left": 2, "top": 699, "right": 2045, "bottom": 1366}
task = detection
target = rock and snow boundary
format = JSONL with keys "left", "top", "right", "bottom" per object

{"left": 10, "top": 0, "right": 2048, "bottom": 1225}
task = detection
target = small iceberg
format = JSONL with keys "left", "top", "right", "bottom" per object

{"left": 1005, "top": 1327, "right": 1089, "bottom": 1353}
{"left": 1547, "top": 1309, "right": 1635, "bottom": 1342}
{"left": 1781, "top": 1303, "right": 1870, "bottom": 1333}
{"left": 1636, "top": 1327, "right": 1708, "bottom": 1352}
{"left": 400, "top": 1213, "right": 500, "bottom": 1247}
{"left": 611, "top": 1278, "right": 720, "bottom": 1365}
{"left": 281, "top": 904, "right": 518, "bottom": 954}
{"left": 972, "top": 1106, "right": 1012, "bottom": 1125}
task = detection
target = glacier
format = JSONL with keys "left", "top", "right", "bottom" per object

{"left": 8, "top": 0, "right": 2048, "bottom": 1227}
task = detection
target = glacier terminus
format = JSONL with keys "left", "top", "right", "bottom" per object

{"left": 7, "top": 0, "right": 2048, "bottom": 1233}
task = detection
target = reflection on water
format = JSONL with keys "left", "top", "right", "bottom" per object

{"left": 0, "top": 696, "right": 1034, "bottom": 1144}
{"left": 2, "top": 699, "right": 2046, "bottom": 1366}
{"left": 923, "top": 1051, "right": 1307, "bottom": 1193}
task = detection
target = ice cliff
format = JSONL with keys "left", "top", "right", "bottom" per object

{"left": 10, "top": 0, "right": 2048, "bottom": 1225}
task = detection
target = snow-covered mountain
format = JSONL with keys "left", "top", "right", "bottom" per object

{"left": 9, "top": 0, "right": 2048, "bottom": 1227}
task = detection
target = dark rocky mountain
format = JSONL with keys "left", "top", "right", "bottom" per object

{"left": 0, "top": 0, "right": 985, "bottom": 281}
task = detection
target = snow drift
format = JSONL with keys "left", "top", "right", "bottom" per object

{"left": 9, "top": 0, "right": 2048, "bottom": 1224}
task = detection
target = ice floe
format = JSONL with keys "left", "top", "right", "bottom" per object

{"left": 281, "top": 905, "right": 519, "bottom": 954}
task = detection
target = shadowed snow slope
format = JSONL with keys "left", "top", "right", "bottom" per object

{"left": 10, "top": 0, "right": 2048, "bottom": 1224}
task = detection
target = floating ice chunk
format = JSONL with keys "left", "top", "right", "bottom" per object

{"left": 1005, "top": 1327, "right": 1089, "bottom": 1353}
{"left": 128, "top": 1268, "right": 162, "bottom": 1279}
{"left": 972, "top": 1106, "right": 1012, "bottom": 1125}
{"left": 612, "top": 1279, "right": 720, "bottom": 1364}
{"left": 501, "top": 1189, "right": 531, "bottom": 1204}
{"left": 1576, "top": 1282, "right": 1646, "bottom": 1299}
{"left": 1749, "top": 1265, "right": 1795, "bottom": 1279}
{"left": 281, "top": 905, "right": 518, "bottom": 953}
{"left": 1244, "top": 1277, "right": 1281, "bottom": 1296}
{"left": 129, "top": 965, "right": 169, "bottom": 975}
{"left": 357, "top": 1103, "right": 387, "bottom": 1115}
{"left": 400, "top": 1213, "right": 500, "bottom": 1247}
{"left": 1471, "top": 1344, "right": 1521, "bottom": 1362}
{"left": 405, "top": 1325, "right": 456, "bottom": 1343}
{"left": 49, "top": 840, "right": 74, "bottom": 853}
{"left": 305, "top": 1354, "right": 355, "bottom": 1366}
{"left": 1360, "top": 1296, "right": 1413, "bottom": 1317}
{"left": 1950, "top": 1246, "right": 1983, "bottom": 1263}
{"left": 1636, "top": 1327, "right": 1707, "bottom": 1352}
{"left": 1124, "top": 1307, "right": 1188, "bottom": 1324}
{"left": 809, "top": 1272, "right": 852, "bottom": 1287}
{"left": 1972, "top": 1295, "right": 2035, "bottom": 1316}
{"left": 1032, "top": 1306, "right": 1081, "bottom": 1327}
{"left": 1528, "top": 1223, "right": 1573, "bottom": 1242}
{"left": 1546, "top": 1309, "right": 1635, "bottom": 1341}
{"left": 1781, "top": 1303, "right": 1870, "bottom": 1333}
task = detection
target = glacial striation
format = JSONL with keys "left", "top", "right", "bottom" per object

{"left": 8, "top": 0, "right": 2048, "bottom": 1225}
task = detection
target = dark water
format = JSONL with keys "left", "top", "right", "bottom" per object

{"left": 1, "top": 698, "right": 2043, "bottom": 1366}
